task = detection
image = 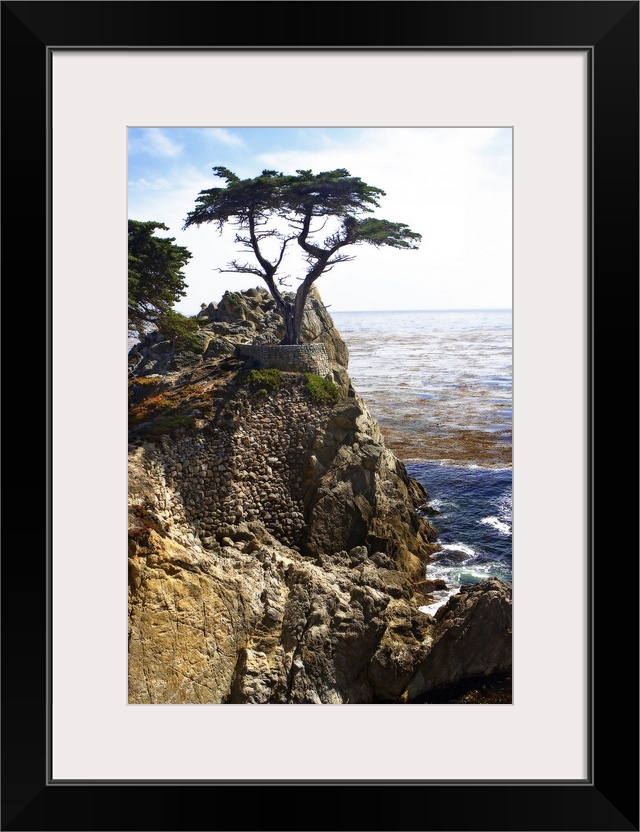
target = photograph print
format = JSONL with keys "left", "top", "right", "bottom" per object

{"left": 127, "top": 127, "right": 512, "bottom": 704}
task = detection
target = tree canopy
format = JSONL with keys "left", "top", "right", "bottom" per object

{"left": 128, "top": 219, "right": 192, "bottom": 335}
{"left": 184, "top": 167, "right": 421, "bottom": 345}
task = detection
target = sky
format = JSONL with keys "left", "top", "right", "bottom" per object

{"left": 128, "top": 127, "right": 512, "bottom": 314}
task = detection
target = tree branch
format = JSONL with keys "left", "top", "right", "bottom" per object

{"left": 248, "top": 211, "right": 276, "bottom": 276}
{"left": 274, "top": 235, "right": 296, "bottom": 271}
{"left": 297, "top": 208, "right": 326, "bottom": 260}
{"left": 218, "top": 262, "right": 266, "bottom": 277}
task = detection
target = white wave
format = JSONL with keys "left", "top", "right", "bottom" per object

{"left": 419, "top": 588, "right": 460, "bottom": 617}
{"left": 440, "top": 542, "right": 476, "bottom": 557}
{"left": 427, "top": 498, "right": 444, "bottom": 509}
{"left": 494, "top": 488, "right": 513, "bottom": 515}
{"left": 419, "top": 601, "right": 447, "bottom": 616}
{"left": 425, "top": 460, "right": 513, "bottom": 471}
{"left": 480, "top": 516, "right": 511, "bottom": 535}
{"left": 425, "top": 562, "right": 453, "bottom": 581}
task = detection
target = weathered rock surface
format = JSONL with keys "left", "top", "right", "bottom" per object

{"left": 302, "top": 396, "right": 436, "bottom": 582}
{"left": 128, "top": 288, "right": 512, "bottom": 704}
{"left": 128, "top": 520, "right": 434, "bottom": 703}
{"left": 130, "top": 286, "right": 350, "bottom": 391}
{"left": 401, "top": 578, "right": 513, "bottom": 700}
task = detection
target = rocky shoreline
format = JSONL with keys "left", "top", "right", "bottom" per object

{"left": 128, "top": 287, "right": 512, "bottom": 703}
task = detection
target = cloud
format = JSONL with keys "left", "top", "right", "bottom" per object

{"left": 206, "top": 128, "right": 248, "bottom": 149}
{"left": 255, "top": 128, "right": 512, "bottom": 310}
{"left": 128, "top": 177, "right": 172, "bottom": 191}
{"left": 128, "top": 129, "right": 182, "bottom": 158}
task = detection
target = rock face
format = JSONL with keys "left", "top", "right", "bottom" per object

{"left": 302, "top": 397, "right": 436, "bottom": 583}
{"left": 128, "top": 374, "right": 438, "bottom": 558}
{"left": 401, "top": 578, "right": 513, "bottom": 700}
{"left": 128, "top": 287, "right": 512, "bottom": 703}
{"left": 129, "top": 285, "right": 350, "bottom": 391}
{"left": 128, "top": 523, "right": 434, "bottom": 703}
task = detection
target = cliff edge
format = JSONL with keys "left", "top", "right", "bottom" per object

{"left": 128, "top": 287, "right": 511, "bottom": 703}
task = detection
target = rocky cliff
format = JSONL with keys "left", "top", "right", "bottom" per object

{"left": 128, "top": 287, "right": 512, "bottom": 703}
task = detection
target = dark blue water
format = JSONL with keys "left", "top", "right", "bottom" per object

{"left": 406, "top": 461, "right": 512, "bottom": 613}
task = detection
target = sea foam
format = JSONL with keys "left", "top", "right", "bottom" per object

{"left": 479, "top": 516, "right": 511, "bottom": 535}
{"left": 440, "top": 541, "right": 476, "bottom": 558}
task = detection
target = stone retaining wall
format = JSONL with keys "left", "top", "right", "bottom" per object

{"left": 235, "top": 343, "right": 331, "bottom": 378}
{"left": 132, "top": 387, "right": 332, "bottom": 550}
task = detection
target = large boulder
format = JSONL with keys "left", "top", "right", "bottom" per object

{"left": 129, "top": 286, "right": 349, "bottom": 386}
{"left": 302, "top": 395, "right": 438, "bottom": 581}
{"left": 401, "top": 578, "right": 512, "bottom": 700}
{"left": 128, "top": 520, "right": 434, "bottom": 704}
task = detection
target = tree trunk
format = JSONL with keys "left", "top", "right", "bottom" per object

{"left": 279, "top": 301, "right": 304, "bottom": 345}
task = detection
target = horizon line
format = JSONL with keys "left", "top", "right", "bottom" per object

{"left": 328, "top": 307, "right": 513, "bottom": 313}
{"left": 177, "top": 304, "right": 513, "bottom": 317}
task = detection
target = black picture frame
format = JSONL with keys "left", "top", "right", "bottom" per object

{"left": 2, "top": 2, "right": 638, "bottom": 830}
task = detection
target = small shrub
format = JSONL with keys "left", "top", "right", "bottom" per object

{"left": 148, "top": 414, "right": 196, "bottom": 436}
{"left": 128, "top": 377, "right": 162, "bottom": 401}
{"left": 128, "top": 382, "right": 208, "bottom": 425}
{"left": 129, "top": 376, "right": 163, "bottom": 403}
{"left": 304, "top": 373, "right": 340, "bottom": 404}
{"left": 129, "top": 391, "right": 175, "bottom": 423}
{"left": 245, "top": 368, "right": 282, "bottom": 390}
{"left": 130, "top": 376, "right": 161, "bottom": 386}
{"left": 182, "top": 384, "right": 206, "bottom": 396}
{"left": 156, "top": 310, "right": 201, "bottom": 352}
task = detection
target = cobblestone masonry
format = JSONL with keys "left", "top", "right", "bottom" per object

{"left": 235, "top": 344, "right": 331, "bottom": 378}
{"left": 132, "top": 386, "right": 333, "bottom": 550}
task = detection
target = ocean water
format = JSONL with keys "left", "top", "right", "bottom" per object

{"left": 332, "top": 309, "right": 512, "bottom": 612}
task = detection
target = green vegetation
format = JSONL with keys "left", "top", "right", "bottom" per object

{"left": 129, "top": 376, "right": 161, "bottom": 386}
{"left": 304, "top": 373, "right": 341, "bottom": 404}
{"left": 128, "top": 376, "right": 162, "bottom": 404}
{"left": 129, "top": 390, "right": 176, "bottom": 423}
{"left": 241, "top": 368, "right": 340, "bottom": 404}
{"left": 129, "top": 364, "right": 342, "bottom": 439}
{"left": 184, "top": 167, "right": 421, "bottom": 345}
{"left": 128, "top": 219, "right": 192, "bottom": 336}
{"left": 245, "top": 368, "right": 282, "bottom": 390}
{"left": 154, "top": 309, "right": 201, "bottom": 352}
{"left": 129, "top": 384, "right": 207, "bottom": 425}
{"left": 147, "top": 414, "right": 196, "bottom": 436}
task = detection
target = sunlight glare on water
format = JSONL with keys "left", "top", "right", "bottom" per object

{"left": 331, "top": 309, "right": 512, "bottom": 468}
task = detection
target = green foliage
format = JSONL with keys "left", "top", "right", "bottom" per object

{"left": 245, "top": 368, "right": 282, "bottom": 390}
{"left": 148, "top": 414, "right": 196, "bottom": 436}
{"left": 129, "top": 390, "right": 175, "bottom": 424}
{"left": 155, "top": 309, "right": 201, "bottom": 352}
{"left": 304, "top": 373, "right": 341, "bottom": 404}
{"left": 184, "top": 168, "right": 421, "bottom": 345}
{"left": 128, "top": 376, "right": 162, "bottom": 404}
{"left": 129, "top": 383, "right": 206, "bottom": 425}
{"left": 184, "top": 167, "right": 390, "bottom": 230}
{"left": 128, "top": 376, "right": 161, "bottom": 387}
{"left": 351, "top": 216, "right": 422, "bottom": 249}
{"left": 128, "top": 219, "right": 192, "bottom": 335}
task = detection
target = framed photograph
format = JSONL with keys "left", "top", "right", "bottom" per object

{"left": 3, "top": 2, "right": 637, "bottom": 830}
